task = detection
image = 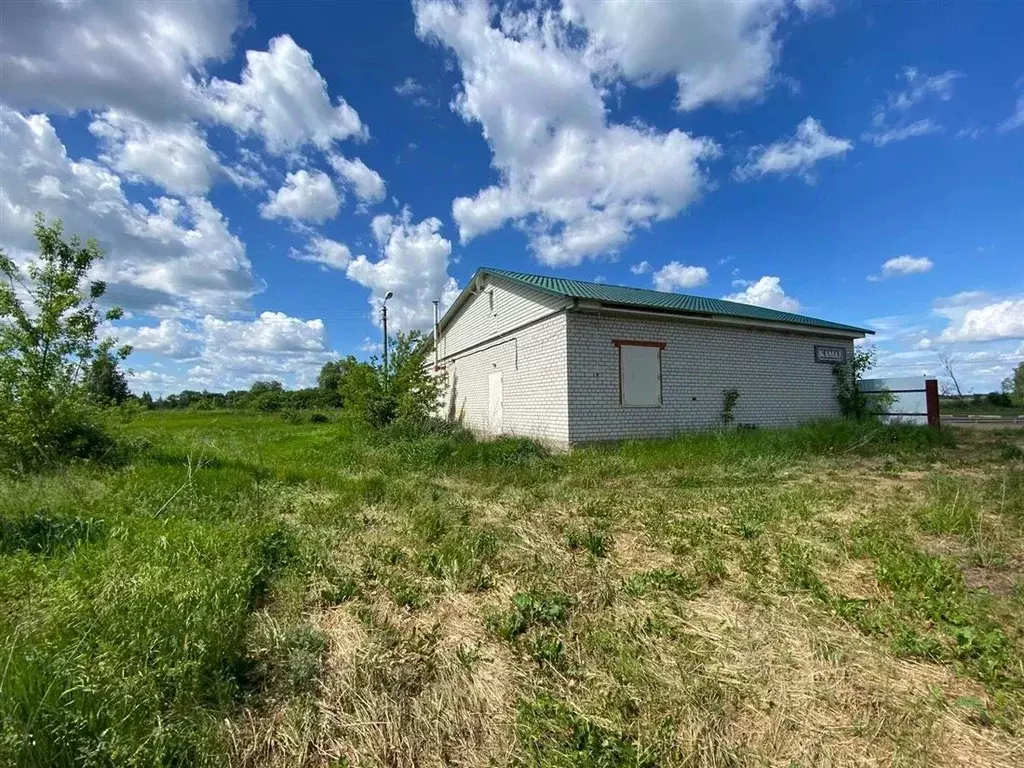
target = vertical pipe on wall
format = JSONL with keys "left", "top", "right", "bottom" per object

{"left": 432, "top": 299, "right": 440, "bottom": 369}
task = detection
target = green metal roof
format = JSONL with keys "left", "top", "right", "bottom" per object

{"left": 478, "top": 267, "right": 872, "bottom": 335}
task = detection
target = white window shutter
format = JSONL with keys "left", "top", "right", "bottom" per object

{"left": 620, "top": 345, "right": 661, "bottom": 406}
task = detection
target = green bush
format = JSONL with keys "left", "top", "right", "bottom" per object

{"left": 487, "top": 590, "right": 574, "bottom": 642}
{"left": 0, "top": 397, "right": 121, "bottom": 471}
{"left": 324, "top": 330, "right": 442, "bottom": 429}
{"left": 517, "top": 695, "right": 656, "bottom": 768}
{"left": 0, "top": 215, "right": 130, "bottom": 473}
{"left": 280, "top": 409, "right": 306, "bottom": 424}
{"left": 833, "top": 346, "right": 893, "bottom": 420}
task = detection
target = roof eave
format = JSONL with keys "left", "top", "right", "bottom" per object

{"left": 434, "top": 267, "right": 490, "bottom": 336}
{"left": 589, "top": 302, "right": 871, "bottom": 339}
{"left": 437, "top": 268, "right": 577, "bottom": 337}
{"left": 437, "top": 267, "right": 873, "bottom": 340}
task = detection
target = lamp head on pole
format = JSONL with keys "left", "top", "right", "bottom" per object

{"left": 383, "top": 291, "right": 393, "bottom": 303}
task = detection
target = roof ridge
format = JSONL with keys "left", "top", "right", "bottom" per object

{"left": 487, "top": 266, "right": 705, "bottom": 301}
{"left": 478, "top": 266, "right": 871, "bottom": 335}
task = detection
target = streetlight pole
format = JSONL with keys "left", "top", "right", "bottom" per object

{"left": 381, "top": 291, "right": 393, "bottom": 390}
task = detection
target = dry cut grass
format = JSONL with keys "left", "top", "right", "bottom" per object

{"left": 4, "top": 413, "right": 1023, "bottom": 767}
{"left": 223, "top": 425, "right": 1024, "bottom": 767}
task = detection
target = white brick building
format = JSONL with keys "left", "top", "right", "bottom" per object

{"left": 434, "top": 268, "right": 871, "bottom": 448}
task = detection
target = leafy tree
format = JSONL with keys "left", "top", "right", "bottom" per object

{"left": 139, "top": 391, "right": 154, "bottom": 409}
{"left": 85, "top": 345, "right": 132, "bottom": 405}
{"left": 316, "top": 331, "right": 440, "bottom": 428}
{"left": 984, "top": 391, "right": 1012, "bottom": 407}
{"left": 0, "top": 214, "right": 130, "bottom": 470}
{"left": 1012, "top": 361, "right": 1024, "bottom": 406}
{"left": 249, "top": 380, "right": 283, "bottom": 394}
{"left": 246, "top": 380, "right": 285, "bottom": 411}
{"left": 317, "top": 360, "right": 346, "bottom": 407}
{"left": 334, "top": 356, "right": 380, "bottom": 418}
{"left": 385, "top": 330, "right": 441, "bottom": 425}
{"left": 832, "top": 346, "right": 892, "bottom": 419}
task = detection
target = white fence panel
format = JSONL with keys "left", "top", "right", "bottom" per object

{"left": 859, "top": 377, "right": 929, "bottom": 425}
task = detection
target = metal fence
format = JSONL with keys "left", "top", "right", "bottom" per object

{"left": 859, "top": 377, "right": 939, "bottom": 427}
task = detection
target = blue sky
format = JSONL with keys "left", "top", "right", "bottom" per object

{"left": 1, "top": 0, "right": 1021, "bottom": 395}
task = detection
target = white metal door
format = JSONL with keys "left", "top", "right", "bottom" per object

{"left": 488, "top": 370, "right": 503, "bottom": 435}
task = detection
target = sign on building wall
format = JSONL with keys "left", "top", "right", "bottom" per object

{"left": 814, "top": 345, "right": 847, "bottom": 364}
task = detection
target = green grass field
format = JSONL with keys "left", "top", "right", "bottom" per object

{"left": 2, "top": 412, "right": 1023, "bottom": 767}
{"left": 941, "top": 399, "right": 1023, "bottom": 418}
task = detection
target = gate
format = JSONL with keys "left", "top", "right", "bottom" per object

{"left": 859, "top": 377, "right": 940, "bottom": 427}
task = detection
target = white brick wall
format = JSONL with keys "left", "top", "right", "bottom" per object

{"left": 440, "top": 312, "right": 569, "bottom": 446}
{"left": 566, "top": 312, "right": 852, "bottom": 443}
{"left": 436, "top": 281, "right": 856, "bottom": 447}
{"left": 439, "top": 277, "right": 568, "bottom": 360}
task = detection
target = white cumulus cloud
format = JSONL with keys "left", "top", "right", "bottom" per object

{"left": 394, "top": 77, "right": 425, "bottom": 97}
{"left": 328, "top": 154, "right": 387, "bottom": 204}
{"left": 117, "top": 311, "right": 338, "bottom": 394}
{"left": 345, "top": 209, "right": 460, "bottom": 330}
{"left": 0, "top": 0, "right": 241, "bottom": 120}
{"left": 863, "top": 118, "right": 941, "bottom": 147}
{"left": 88, "top": 111, "right": 226, "bottom": 197}
{"left": 202, "top": 311, "right": 329, "bottom": 354}
{"left": 561, "top": 0, "right": 790, "bottom": 111}
{"left": 290, "top": 237, "right": 353, "bottom": 270}
{"left": 116, "top": 320, "right": 202, "bottom": 359}
{"left": 867, "top": 255, "right": 934, "bottom": 281}
{"left": 202, "top": 35, "right": 367, "bottom": 154}
{"left": 938, "top": 299, "right": 1024, "bottom": 343}
{"left": 415, "top": 0, "right": 720, "bottom": 267}
{"left": 724, "top": 275, "right": 801, "bottom": 312}
{"left": 998, "top": 86, "right": 1024, "bottom": 133}
{"left": 883, "top": 67, "right": 962, "bottom": 113}
{"left": 0, "top": 106, "right": 259, "bottom": 315}
{"left": 652, "top": 262, "right": 709, "bottom": 292}
{"left": 735, "top": 117, "right": 852, "bottom": 183}
{"left": 260, "top": 170, "right": 341, "bottom": 224}
{"left": 865, "top": 67, "right": 961, "bottom": 147}
{"left": 630, "top": 261, "right": 651, "bottom": 275}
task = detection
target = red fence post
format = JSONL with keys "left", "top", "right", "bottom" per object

{"left": 925, "top": 379, "right": 940, "bottom": 429}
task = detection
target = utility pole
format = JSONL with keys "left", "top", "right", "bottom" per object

{"left": 382, "top": 291, "right": 393, "bottom": 390}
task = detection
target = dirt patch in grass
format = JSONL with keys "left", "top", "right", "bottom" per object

{"left": 917, "top": 530, "right": 1024, "bottom": 597}
{"left": 818, "top": 557, "right": 879, "bottom": 601}
{"left": 962, "top": 563, "right": 1023, "bottom": 597}
{"left": 609, "top": 530, "right": 677, "bottom": 576}
{"left": 320, "top": 592, "right": 520, "bottom": 767}
{"left": 680, "top": 592, "right": 1023, "bottom": 768}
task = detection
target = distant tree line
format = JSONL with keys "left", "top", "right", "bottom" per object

{"left": 940, "top": 390, "right": 1019, "bottom": 409}
{"left": 144, "top": 380, "right": 334, "bottom": 412}
{"left": 143, "top": 330, "right": 440, "bottom": 427}
{"left": 936, "top": 360, "right": 1023, "bottom": 412}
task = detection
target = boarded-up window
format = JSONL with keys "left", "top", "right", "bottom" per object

{"left": 616, "top": 342, "right": 663, "bottom": 407}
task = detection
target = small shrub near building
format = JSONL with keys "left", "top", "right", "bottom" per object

{"left": 833, "top": 347, "right": 893, "bottom": 420}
